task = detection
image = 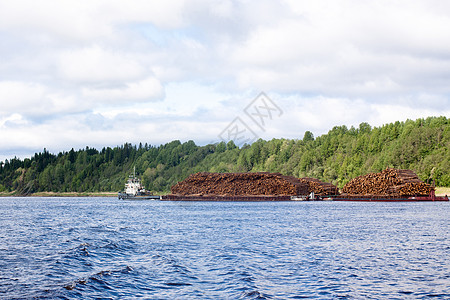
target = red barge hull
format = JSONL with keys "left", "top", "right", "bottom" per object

{"left": 330, "top": 195, "right": 449, "bottom": 202}
{"left": 161, "top": 191, "right": 449, "bottom": 202}
{"left": 161, "top": 195, "right": 292, "bottom": 201}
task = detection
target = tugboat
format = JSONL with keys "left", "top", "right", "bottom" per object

{"left": 118, "top": 167, "right": 160, "bottom": 200}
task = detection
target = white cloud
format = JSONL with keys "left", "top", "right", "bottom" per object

{"left": 0, "top": 81, "right": 87, "bottom": 120}
{"left": 256, "top": 94, "right": 450, "bottom": 140}
{"left": 82, "top": 76, "right": 164, "bottom": 102}
{"left": 0, "top": 114, "right": 29, "bottom": 128}
{"left": 368, "top": 103, "right": 450, "bottom": 128}
{"left": 0, "top": 0, "right": 187, "bottom": 41}
{"left": 0, "top": 81, "right": 46, "bottom": 113}
{"left": 58, "top": 45, "right": 146, "bottom": 83}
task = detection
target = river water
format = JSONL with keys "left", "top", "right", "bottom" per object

{"left": 0, "top": 197, "right": 449, "bottom": 299}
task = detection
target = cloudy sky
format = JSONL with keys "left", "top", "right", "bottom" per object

{"left": 1, "top": 0, "right": 450, "bottom": 161}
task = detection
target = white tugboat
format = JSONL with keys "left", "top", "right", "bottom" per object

{"left": 118, "top": 167, "right": 160, "bottom": 200}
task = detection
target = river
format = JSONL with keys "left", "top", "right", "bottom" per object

{"left": 0, "top": 197, "right": 449, "bottom": 299}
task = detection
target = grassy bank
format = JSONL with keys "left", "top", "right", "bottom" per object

{"left": 0, "top": 191, "right": 117, "bottom": 197}
{"left": 435, "top": 187, "right": 450, "bottom": 196}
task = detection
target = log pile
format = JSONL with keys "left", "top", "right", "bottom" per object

{"left": 299, "top": 178, "right": 339, "bottom": 196}
{"left": 342, "top": 168, "right": 434, "bottom": 196}
{"left": 170, "top": 172, "right": 309, "bottom": 196}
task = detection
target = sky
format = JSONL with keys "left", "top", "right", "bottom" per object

{"left": 1, "top": 0, "right": 450, "bottom": 162}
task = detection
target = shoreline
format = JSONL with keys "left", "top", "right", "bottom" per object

{"left": 435, "top": 187, "right": 450, "bottom": 196}
{"left": 0, "top": 192, "right": 119, "bottom": 197}
{"left": 0, "top": 187, "right": 448, "bottom": 198}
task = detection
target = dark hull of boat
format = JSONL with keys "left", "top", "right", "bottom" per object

{"left": 118, "top": 192, "right": 160, "bottom": 200}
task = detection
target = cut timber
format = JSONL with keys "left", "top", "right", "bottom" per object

{"left": 298, "top": 178, "right": 339, "bottom": 196}
{"left": 342, "top": 168, "right": 434, "bottom": 197}
{"left": 170, "top": 172, "right": 309, "bottom": 196}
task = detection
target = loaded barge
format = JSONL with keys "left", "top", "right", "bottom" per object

{"left": 119, "top": 168, "right": 448, "bottom": 202}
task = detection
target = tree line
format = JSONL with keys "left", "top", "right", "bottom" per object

{"left": 0, "top": 116, "right": 448, "bottom": 194}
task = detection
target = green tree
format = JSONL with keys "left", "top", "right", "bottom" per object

{"left": 303, "top": 131, "right": 314, "bottom": 142}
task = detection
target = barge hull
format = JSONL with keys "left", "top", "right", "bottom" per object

{"left": 160, "top": 195, "right": 449, "bottom": 202}
{"left": 331, "top": 196, "right": 449, "bottom": 202}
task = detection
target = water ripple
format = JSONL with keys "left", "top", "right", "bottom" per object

{"left": 0, "top": 198, "right": 449, "bottom": 299}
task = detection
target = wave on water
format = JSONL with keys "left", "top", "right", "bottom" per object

{"left": 64, "top": 266, "right": 134, "bottom": 291}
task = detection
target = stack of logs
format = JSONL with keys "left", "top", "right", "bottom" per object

{"left": 170, "top": 172, "right": 308, "bottom": 196}
{"left": 299, "top": 178, "right": 339, "bottom": 196}
{"left": 342, "top": 168, "right": 434, "bottom": 196}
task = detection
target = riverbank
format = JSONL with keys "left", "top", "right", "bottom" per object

{"left": 1, "top": 187, "right": 448, "bottom": 197}
{"left": 435, "top": 187, "right": 450, "bottom": 196}
{"left": 0, "top": 191, "right": 118, "bottom": 197}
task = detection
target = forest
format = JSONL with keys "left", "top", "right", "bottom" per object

{"left": 0, "top": 116, "right": 448, "bottom": 195}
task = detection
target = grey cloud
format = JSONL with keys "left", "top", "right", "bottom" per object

{"left": 1, "top": 0, "right": 449, "bottom": 161}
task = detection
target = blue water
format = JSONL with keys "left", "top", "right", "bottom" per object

{"left": 0, "top": 198, "right": 449, "bottom": 299}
